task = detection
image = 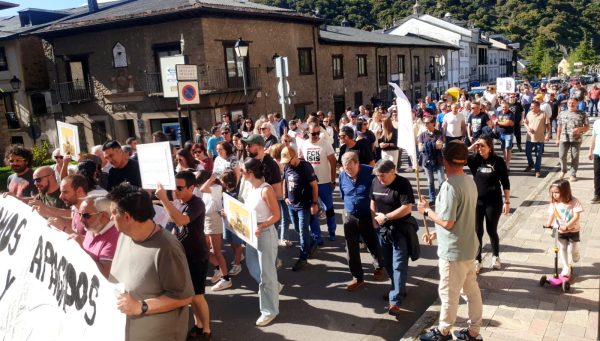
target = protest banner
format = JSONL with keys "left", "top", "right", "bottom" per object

{"left": 223, "top": 194, "right": 257, "bottom": 249}
{"left": 0, "top": 196, "right": 125, "bottom": 341}
{"left": 136, "top": 141, "right": 177, "bottom": 190}
{"left": 56, "top": 121, "right": 81, "bottom": 159}
{"left": 496, "top": 77, "right": 516, "bottom": 94}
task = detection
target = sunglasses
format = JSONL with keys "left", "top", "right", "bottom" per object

{"left": 259, "top": 127, "right": 269, "bottom": 131}
{"left": 79, "top": 212, "right": 101, "bottom": 220}
{"left": 245, "top": 121, "right": 252, "bottom": 124}
{"left": 310, "top": 132, "right": 320, "bottom": 136}
{"left": 176, "top": 186, "right": 187, "bottom": 191}
{"left": 33, "top": 174, "right": 53, "bottom": 183}
{"left": 54, "top": 156, "right": 64, "bottom": 160}
{"left": 193, "top": 150, "right": 202, "bottom": 154}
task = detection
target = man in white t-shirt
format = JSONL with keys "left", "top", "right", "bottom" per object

{"left": 536, "top": 93, "right": 552, "bottom": 119}
{"left": 287, "top": 119, "right": 303, "bottom": 150}
{"left": 299, "top": 122, "right": 337, "bottom": 243}
{"left": 442, "top": 103, "right": 466, "bottom": 143}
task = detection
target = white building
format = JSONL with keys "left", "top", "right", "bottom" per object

{"left": 386, "top": 1, "right": 516, "bottom": 96}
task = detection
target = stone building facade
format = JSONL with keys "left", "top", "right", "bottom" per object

{"left": 30, "top": 0, "right": 454, "bottom": 150}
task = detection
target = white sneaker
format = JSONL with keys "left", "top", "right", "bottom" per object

{"left": 491, "top": 256, "right": 501, "bottom": 270}
{"left": 572, "top": 250, "right": 581, "bottom": 263}
{"left": 256, "top": 314, "right": 277, "bottom": 327}
{"left": 211, "top": 278, "right": 232, "bottom": 291}
{"left": 474, "top": 260, "right": 482, "bottom": 274}
{"left": 278, "top": 239, "right": 293, "bottom": 247}
{"left": 560, "top": 266, "right": 571, "bottom": 277}
{"left": 229, "top": 264, "right": 242, "bottom": 276}
{"left": 210, "top": 269, "right": 223, "bottom": 284}
{"left": 278, "top": 282, "right": 284, "bottom": 293}
{"left": 230, "top": 254, "right": 246, "bottom": 266}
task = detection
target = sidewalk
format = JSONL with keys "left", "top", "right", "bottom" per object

{"left": 402, "top": 127, "right": 600, "bottom": 341}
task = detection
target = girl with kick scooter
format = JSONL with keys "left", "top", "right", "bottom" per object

{"left": 541, "top": 179, "right": 583, "bottom": 291}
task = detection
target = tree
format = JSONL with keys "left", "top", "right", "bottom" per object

{"left": 540, "top": 53, "right": 555, "bottom": 78}
{"left": 252, "top": 0, "right": 600, "bottom": 60}
{"left": 568, "top": 32, "right": 598, "bottom": 66}
{"left": 526, "top": 36, "right": 546, "bottom": 77}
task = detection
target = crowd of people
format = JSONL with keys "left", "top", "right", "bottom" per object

{"left": 2, "top": 77, "right": 596, "bottom": 341}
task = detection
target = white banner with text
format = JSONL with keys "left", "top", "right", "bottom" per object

{"left": 0, "top": 196, "right": 125, "bottom": 341}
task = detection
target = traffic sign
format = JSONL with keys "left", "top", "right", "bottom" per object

{"left": 178, "top": 81, "right": 200, "bottom": 105}
{"left": 277, "top": 79, "right": 290, "bottom": 98}
{"left": 160, "top": 55, "right": 185, "bottom": 98}
{"left": 176, "top": 64, "right": 198, "bottom": 81}
{"left": 439, "top": 55, "right": 446, "bottom": 66}
{"left": 275, "top": 57, "right": 289, "bottom": 78}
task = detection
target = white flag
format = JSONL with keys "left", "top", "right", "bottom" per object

{"left": 389, "top": 82, "right": 417, "bottom": 167}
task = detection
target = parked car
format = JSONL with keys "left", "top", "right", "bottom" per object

{"left": 549, "top": 77, "right": 563, "bottom": 86}
{"left": 581, "top": 75, "right": 594, "bottom": 85}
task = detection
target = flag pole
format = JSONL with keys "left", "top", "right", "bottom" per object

{"left": 411, "top": 143, "right": 432, "bottom": 245}
{"left": 389, "top": 80, "right": 432, "bottom": 244}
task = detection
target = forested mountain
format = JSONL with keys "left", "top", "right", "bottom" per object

{"left": 256, "top": 0, "right": 599, "bottom": 66}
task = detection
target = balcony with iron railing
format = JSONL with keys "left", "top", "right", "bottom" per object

{"left": 53, "top": 79, "right": 94, "bottom": 103}
{"left": 144, "top": 66, "right": 262, "bottom": 96}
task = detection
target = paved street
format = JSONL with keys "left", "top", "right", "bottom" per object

{"left": 203, "top": 120, "right": 596, "bottom": 340}
{"left": 402, "top": 118, "right": 600, "bottom": 341}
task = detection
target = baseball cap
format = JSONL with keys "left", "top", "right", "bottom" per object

{"left": 423, "top": 116, "right": 434, "bottom": 124}
{"left": 442, "top": 140, "right": 468, "bottom": 166}
{"left": 349, "top": 112, "right": 358, "bottom": 118}
{"left": 534, "top": 93, "right": 544, "bottom": 101}
{"left": 280, "top": 146, "right": 296, "bottom": 164}
{"left": 241, "top": 134, "right": 265, "bottom": 146}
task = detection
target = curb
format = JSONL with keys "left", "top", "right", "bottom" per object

{"left": 399, "top": 127, "right": 595, "bottom": 341}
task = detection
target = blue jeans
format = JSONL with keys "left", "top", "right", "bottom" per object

{"left": 499, "top": 133, "right": 513, "bottom": 150}
{"left": 379, "top": 227, "right": 409, "bottom": 306}
{"left": 277, "top": 199, "right": 291, "bottom": 240}
{"left": 525, "top": 141, "right": 544, "bottom": 172}
{"left": 310, "top": 183, "right": 336, "bottom": 241}
{"left": 245, "top": 225, "right": 279, "bottom": 317}
{"left": 590, "top": 99, "right": 599, "bottom": 116}
{"left": 424, "top": 165, "right": 444, "bottom": 203}
{"left": 288, "top": 207, "right": 312, "bottom": 259}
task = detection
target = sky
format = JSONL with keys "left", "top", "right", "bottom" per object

{"left": 2, "top": 0, "right": 115, "bottom": 16}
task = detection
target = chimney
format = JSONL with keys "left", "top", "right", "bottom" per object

{"left": 88, "top": 0, "right": 99, "bottom": 12}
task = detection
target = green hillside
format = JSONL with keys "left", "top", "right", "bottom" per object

{"left": 256, "top": 0, "right": 599, "bottom": 69}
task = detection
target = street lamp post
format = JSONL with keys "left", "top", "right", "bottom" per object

{"left": 512, "top": 61, "right": 517, "bottom": 78}
{"left": 10, "top": 75, "right": 21, "bottom": 91}
{"left": 428, "top": 63, "right": 435, "bottom": 99}
{"left": 10, "top": 75, "right": 36, "bottom": 145}
{"left": 434, "top": 55, "right": 441, "bottom": 100}
{"left": 429, "top": 54, "right": 442, "bottom": 101}
{"left": 235, "top": 37, "right": 249, "bottom": 117}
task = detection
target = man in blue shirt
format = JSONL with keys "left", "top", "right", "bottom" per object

{"left": 274, "top": 112, "right": 289, "bottom": 140}
{"left": 281, "top": 146, "right": 319, "bottom": 272}
{"left": 206, "top": 126, "right": 223, "bottom": 159}
{"left": 339, "top": 151, "right": 385, "bottom": 291}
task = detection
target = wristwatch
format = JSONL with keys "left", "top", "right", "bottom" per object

{"left": 140, "top": 300, "right": 148, "bottom": 316}
{"left": 383, "top": 214, "right": 389, "bottom": 223}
